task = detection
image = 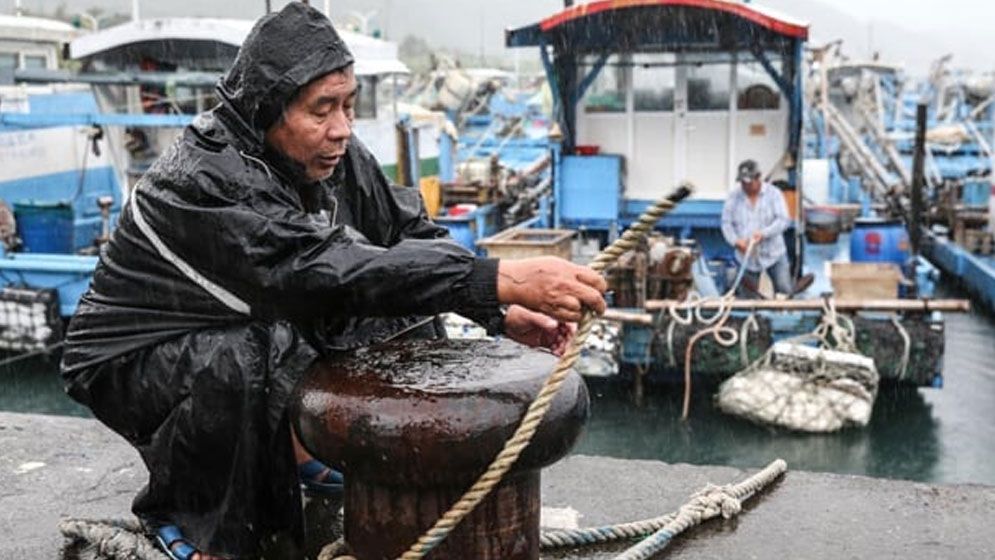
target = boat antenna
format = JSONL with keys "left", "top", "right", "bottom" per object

{"left": 14, "top": 0, "right": 22, "bottom": 16}
{"left": 131, "top": 0, "right": 140, "bottom": 22}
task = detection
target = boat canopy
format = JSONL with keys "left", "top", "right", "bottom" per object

{"left": 69, "top": 18, "right": 409, "bottom": 76}
{"left": 506, "top": 0, "right": 808, "bottom": 54}
{"left": 505, "top": 0, "right": 809, "bottom": 183}
{"left": 0, "top": 14, "right": 79, "bottom": 44}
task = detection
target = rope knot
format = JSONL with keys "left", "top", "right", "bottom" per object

{"left": 688, "top": 484, "right": 742, "bottom": 519}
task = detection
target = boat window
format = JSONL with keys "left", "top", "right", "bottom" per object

{"left": 23, "top": 55, "right": 47, "bottom": 70}
{"left": 174, "top": 86, "right": 217, "bottom": 114}
{"left": 633, "top": 55, "right": 675, "bottom": 112}
{"left": 687, "top": 65, "right": 730, "bottom": 112}
{"left": 356, "top": 76, "right": 377, "bottom": 120}
{"left": 582, "top": 55, "right": 626, "bottom": 113}
{"left": 376, "top": 77, "right": 397, "bottom": 113}
{"left": 0, "top": 53, "right": 16, "bottom": 72}
{"left": 737, "top": 62, "right": 782, "bottom": 110}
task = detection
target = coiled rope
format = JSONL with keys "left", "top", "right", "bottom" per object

{"left": 393, "top": 184, "right": 694, "bottom": 560}
{"left": 59, "top": 518, "right": 167, "bottom": 560}
{"left": 674, "top": 238, "right": 758, "bottom": 420}
{"left": 890, "top": 315, "right": 911, "bottom": 381}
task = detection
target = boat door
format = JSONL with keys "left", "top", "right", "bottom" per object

{"left": 577, "top": 54, "right": 789, "bottom": 201}
{"left": 677, "top": 56, "right": 734, "bottom": 198}
{"left": 577, "top": 54, "right": 733, "bottom": 200}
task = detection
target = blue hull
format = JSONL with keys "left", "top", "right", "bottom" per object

{"left": 923, "top": 233, "right": 995, "bottom": 315}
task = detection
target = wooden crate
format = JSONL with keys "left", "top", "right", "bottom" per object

{"left": 477, "top": 229, "right": 575, "bottom": 260}
{"left": 829, "top": 262, "right": 903, "bottom": 300}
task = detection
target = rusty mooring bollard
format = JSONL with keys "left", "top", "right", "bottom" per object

{"left": 292, "top": 338, "right": 589, "bottom": 560}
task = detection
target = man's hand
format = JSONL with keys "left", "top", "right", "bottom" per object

{"left": 735, "top": 239, "right": 750, "bottom": 253}
{"left": 497, "top": 257, "right": 607, "bottom": 323}
{"left": 503, "top": 305, "right": 576, "bottom": 356}
{"left": 751, "top": 231, "right": 763, "bottom": 244}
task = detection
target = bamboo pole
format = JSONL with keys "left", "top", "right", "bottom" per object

{"left": 603, "top": 309, "right": 655, "bottom": 326}
{"left": 600, "top": 298, "right": 971, "bottom": 321}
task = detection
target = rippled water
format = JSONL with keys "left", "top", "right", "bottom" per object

{"left": 573, "top": 290, "right": 995, "bottom": 486}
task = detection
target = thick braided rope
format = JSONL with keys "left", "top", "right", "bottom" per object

{"left": 319, "top": 538, "right": 355, "bottom": 560}
{"left": 540, "top": 513, "right": 676, "bottom": 549}
{"left": 396, "top": 184, "right": 693, "bottom": 560}
{"left": 612, "top": 459, "right": 787, "bottom": 560}
{"left": 59, "top": 517, "right": 168, "bottom": 560}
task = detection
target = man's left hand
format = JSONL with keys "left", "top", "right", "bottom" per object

{"left": 751, "top": 231, "right": 763, "bottom": 244}
{"left": 504, "top": 305, "right": 576, "bottom": 356}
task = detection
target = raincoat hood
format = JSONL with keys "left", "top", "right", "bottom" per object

{"left": 217, "top": 2, "right": 354, "bottom": 139}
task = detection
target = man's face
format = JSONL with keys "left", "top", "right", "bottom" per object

{"left": 741, "top": 176, "right": 761, "bottom": 196}
{"left": 265, "top": 66, "right": 357, "bottom": 183}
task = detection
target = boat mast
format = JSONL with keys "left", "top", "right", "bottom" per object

{"left": 131, "top": 0, "right": 140, "bottom": 21}
{"left": 14, "top": 0, "right": 22, "bottom": 16}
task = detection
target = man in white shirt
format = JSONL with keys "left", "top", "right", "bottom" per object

{"left": 721, "top": 159, "right": 810, "bottom": 297}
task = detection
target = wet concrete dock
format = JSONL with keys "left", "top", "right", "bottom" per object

{"left": 3, "top": 411, "right": 994, "bottom": 559}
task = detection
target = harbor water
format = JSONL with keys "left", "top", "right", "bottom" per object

{"left": 576, "top": 286, "right": 995, "bottom": 486}
{"left": 3, "top": 285, "right": 994, "bottom": 487}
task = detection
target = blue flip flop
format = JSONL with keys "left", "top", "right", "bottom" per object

{"left": 155, "top": 525, "right": 199, "bottom": 560}
{"left": 298, "top": 459, "right": 344, "bottom": 497}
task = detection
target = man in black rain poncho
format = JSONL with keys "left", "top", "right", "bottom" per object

{"left": 61, "top": 3, "right": 606, "bottom": 559}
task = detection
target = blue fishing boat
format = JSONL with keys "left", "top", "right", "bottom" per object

{"left": 486, "top": 0, "right": 958, "bottom": 400}
{"left": 0, "top": 11, "right": 434, "bottom": 353}
{"left": 805, "top": 49, "right": 995, "bottom": 312}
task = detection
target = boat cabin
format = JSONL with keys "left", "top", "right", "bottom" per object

{"left": 507, "top": 0, "right": 808, "bottom": 257}
{"left": 0, "top": 14, "right": 77, "bottom": 82}
{"left": 67, "top": 17, "right": 419, "bottom": 183}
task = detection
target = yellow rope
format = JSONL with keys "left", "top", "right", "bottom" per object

{"left": 396, "top": 184, "right": 693, "bottom": 560}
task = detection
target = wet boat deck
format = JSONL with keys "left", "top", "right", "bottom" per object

{"left": 3, "top": 412, "right": 993, "bottom": 559}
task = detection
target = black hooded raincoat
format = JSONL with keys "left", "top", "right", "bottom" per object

{"left": 61, "top": 3, "right": 502, "bottom": 556}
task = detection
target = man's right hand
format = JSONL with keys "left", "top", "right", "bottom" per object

{"left": 497, "top": 257, "right": 607, "bottom": 323}
{"left": 735, "top": 239, "right": 749, "bottom": 253}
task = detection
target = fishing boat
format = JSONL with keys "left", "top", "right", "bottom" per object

{"left": 484, "top": 0, "right": 966, "bottom": 422}
{"left": 63, "top": 15, "right": 437, "bottom": 188}
{"left": 0, "top": 12, "right": 437, "bottom": 352}
{"left": 0, "top": 13, "right": 96, "bottom": 352}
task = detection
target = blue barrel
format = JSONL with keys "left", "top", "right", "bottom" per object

{"left": 850, "top": 217, "right": 909, "bottom": 265}
{"left": 434, "top": 214, "right": 478, "bottom": 253}
{"left": 14, "top": 201, "right": 74, "bottom": 254}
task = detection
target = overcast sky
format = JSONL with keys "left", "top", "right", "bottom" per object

{"left": 2, "top": 0, "right": 992, "bottom": 73}
{"left": 800, "top": 0, "right": 992, "bottom": 33}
